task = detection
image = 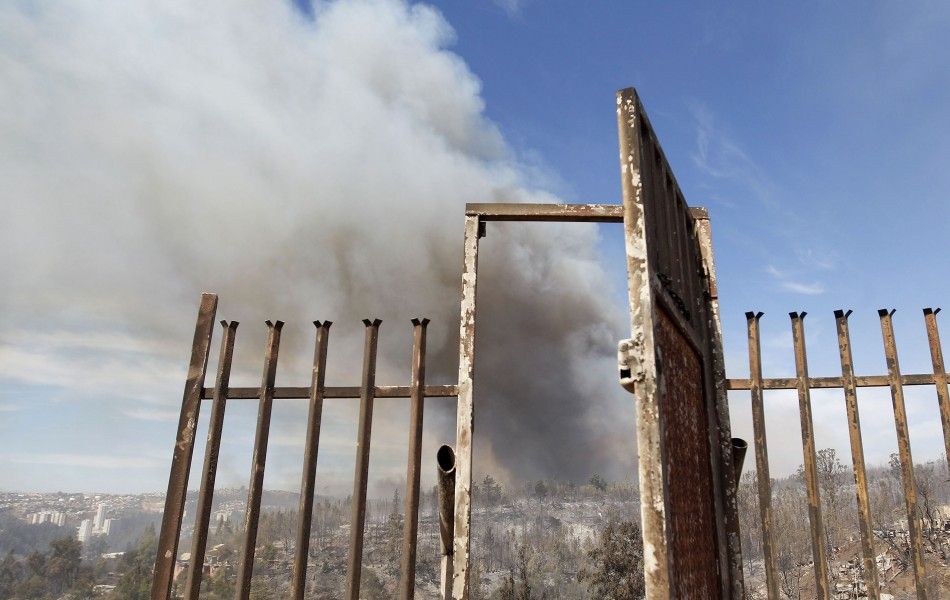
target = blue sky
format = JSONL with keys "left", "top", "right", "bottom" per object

{"left": 1, "top": 0, "right": 949, "bottom": 494}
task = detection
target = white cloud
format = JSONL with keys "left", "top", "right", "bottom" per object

{"left": 779, "top": 280, "right": 825, "bottom": 296}
{"left": 3, "top": 453, "right": 165, "bottom": 470}
{"left": 493, "top": 0, "right": 525, "bottom": 18}
{"left": 765, "top": 264, "right": 825, "bottom": 296}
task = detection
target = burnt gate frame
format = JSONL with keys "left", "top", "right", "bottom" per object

{"left": 150, "top": 86, "right": 745, "bottom": 600}
{"left": 451, "top": 87, "right": 743, "bottom": 599}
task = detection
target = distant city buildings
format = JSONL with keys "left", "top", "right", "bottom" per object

{"left": 77, "top": 519, "right": 94, "bottom": 543}
{"left": 29, "top": 511, "right": 66, "bottom": 526}
{"left": 73, "top": 503, "right": 122, "bottom": 542}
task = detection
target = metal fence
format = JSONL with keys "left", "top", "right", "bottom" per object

{"left": 727, "top": 308, "right": 950, "bottom": 600}
{"left": 150, "top": 294, "right": 458, "bottom": 600}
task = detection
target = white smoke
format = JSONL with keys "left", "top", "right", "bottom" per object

{"left": 0, "top": 0, "right": 633, "bottom": 493}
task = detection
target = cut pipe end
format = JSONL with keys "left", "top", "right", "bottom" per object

{"left": 437, "top": 444, "right": 456, "bottom": 476}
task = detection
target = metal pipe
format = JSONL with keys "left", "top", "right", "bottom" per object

{"left": 399, "top": 318, "right": 429, "bottom": 600}
{"left": 879, "top": 309, "right": 927, "bottom": 599}
{"left": 437, "top": 444, "right": 456, "bottom": 600}
{"left": 746, "top": 312, "right": 780, "bottom": 600}
{"left": 291, "top": 321, "right": 332, "bottom": 600}
{"left": 790, "top": 312, "right": 831, "bottom": 600}
{"left": 344, "top": 319, "right": 382, "bottom": 600}
{"left": 923, "top": 308, "right": 950, "bottom": 466}
{"left": 235, "top": 320, "right": 283, "bottom": 600}
{"left": 834, "top": 310, "right": 880, "bottom": 599}
{"left": 730, "top": 438, "right": 746, "bottom": 491}
{"left": 184, "top": 321, "right": 238, "bottom": 600}
{"left": 152, "top": 293, "right": 218, "bottom": 600}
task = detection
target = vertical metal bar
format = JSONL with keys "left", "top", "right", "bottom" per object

{"left": 235, "top": 320, "right": 283, "bottom": 600}
{"left": 746, "top": 312, "right": 779, "bottom": 600}
{"left": 617, "top": 87, "right": 669, "bottom": 599}
{"left": 152, "top": 293, "right": 218, "bottom": 600}
{"left": 923, "top": 308, "right": 950, "bottom": 466}
{"left": 834, "top": 310, "right": 880, "bottom": 600}
{"left": 399, "top": 318, "right": 429, "bottom": 600}
{"left": 184, "top": 321, "right": 238, "bottom": 600}
{"left": 452, "top": 214, "right": 480, "bottom": 600}
{"left": 345, "top": 319, "right": 382, "bottom": 600}
{"left": 879, "top": 309, "right": 927, "bottom": 599}
{"left": 290, "top": 321, "right": 332, "bottom": 600}
{"left": 695, "top": 210, "right": 744, "bottom": 599}
{"left": 790, "top": 312, "right": 831, "bottom": 600}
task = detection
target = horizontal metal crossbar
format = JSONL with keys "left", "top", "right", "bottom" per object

{"left": 466, "top": 202, "right": 623, "bottom": 222}
{"left": 200, "top": 384, "right": 458, "bottom": 399}
{"left": 726, "top": 373, "right": 942, "bottom": 391}
{"left": 464, "top": 202, "right": 710, "bottom": 224}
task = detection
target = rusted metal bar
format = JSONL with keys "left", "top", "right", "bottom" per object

{"left": 616, "top": 87, "right": 668, "bottom": 599}
{"left": 345, "top": 319, "right": 382, "bottom": 600}
{"left": 726, "top": 374, "right": 939, "bottom": 390}
{"left": 235, "top": 320, "right": 283, "bottom": 600}
{"left": 452, "top": 214, "right": 480, "bottom": 600}
{"left": 834, "top": 310, "right": 880, "bottom": 600}
{"left": 730, "top": 439, "right": 747, "bottom": 492}
{"left": 152, "top": 293, "right": 218, "bottom": 600}
{"left": 399, "top": 318, "right": 429, "bottom": 600}
{"left": 746, "top": 312, "right": 779, "bottom": 600}
{"left": 879, "top": 309, "right": 927, "bottom": 599}
{"left": 790, "top": 312, "right": 831, "bottom": 600}
{"left": 694, "top": 206, "right": 744, "bottom": 598}
{"left": 924, "top": 308, "right": 950, "bottom": 466}
{"left": 464, "top": 202, "right": 623, "bottom": 222}
{"left": 200, "top": 384, "right": 458, "bottom": 400}
{"left": 184, "top": 321, "right": 238, "bottom": 600}
{"left": 290, "top": 321, "right": 332, "bottom": 600}
{"left": 437, "top": 445, "right": 456, "bottom": 600}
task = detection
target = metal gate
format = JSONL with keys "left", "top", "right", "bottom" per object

{"left": 150, "top": 308, "right": 460, "bottom": 600}
{"left": 727, "top": 308, "right": 950, "bottom": 600}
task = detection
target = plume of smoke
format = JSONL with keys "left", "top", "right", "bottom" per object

{"left": 0, "top": 0, "right": 634, "bottom": 490}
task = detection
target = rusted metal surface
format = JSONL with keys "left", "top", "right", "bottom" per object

{"left": 437, "top": 445, "right": 456, "bottom": 600}
{"left": 399, "top": 318, "right": 429, "bottom": 600}
{"left": 344, "top": 319, "right": 382, "bottom": 600}
{"left": 879, "top": 309, "right": 927, "bottom": 599}
{"left": 184, "top": 320, "right": 238, "bottom": 600}
{"left": 452, "top": 214, "right": 480, "bottom": 600}
{"left": 695, "top": 207, "right": 744, "bottom": 598}
{"left": 726, "top": 374, "right": 939, "bottom": 390}
{"left": 200, "top": 384, "right": 458, "bottom": 399}
{"left": 746, "top": 312, "right": 780, "bottom": 600}
{"left": 290, "top": 321, "right": 332, "bottom": 600}
{"left": 616, "top": 87, "right": 669, "bottom": 600}
{"left": 656, "top": 306, "right": 720, "bottom": 598}
{"left": 465, "top": 202, "right": 623, "bottom": 222}
{"left": 834, "top": 310, "right": 880, "bottom": 599}
{"left": 790, "top": 312, "right": 831, "bottom": 600}
{"left": 235, "top": 320, "right": 283, "bottom": 600}
{"left": 152, "top": 293, "right": 218, "bottom": 600}
{"left": 924, "top": 308, "right": 950, "bottom": 465}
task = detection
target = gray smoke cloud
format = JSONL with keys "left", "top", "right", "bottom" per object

{"left": 0, "top": 0, "right": 633, "bottom": 492}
